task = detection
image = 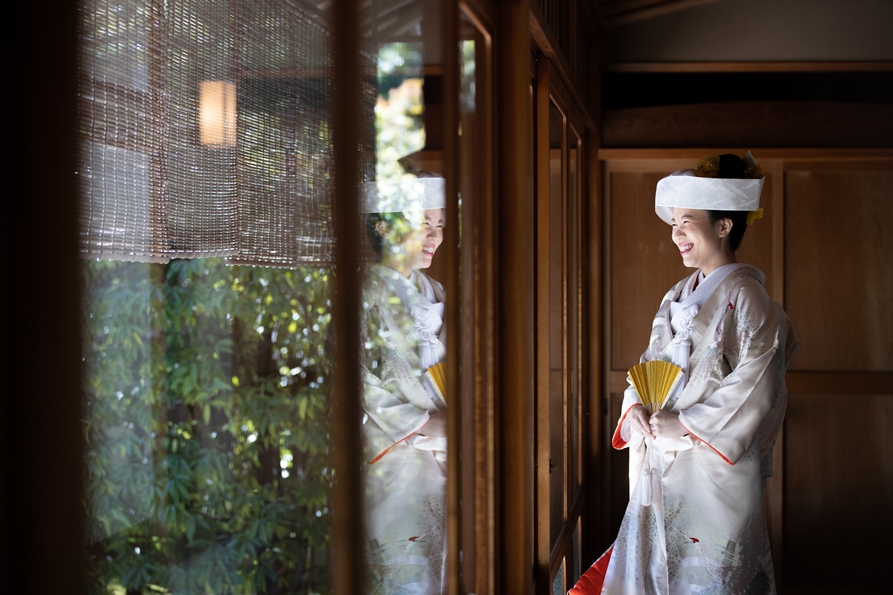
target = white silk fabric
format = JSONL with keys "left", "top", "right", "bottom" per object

{"left": 361, "top": 264, "right": 447, "bottom": 594}
{"left": 603, "top": 265, "right": 799, "bottom": 594}
{"left": 654, "top": 171, "right": 763, "bottom": 224}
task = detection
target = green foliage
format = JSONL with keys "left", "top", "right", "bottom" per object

{"left": 83, "top": 258, "right": 333, "bottom": 594}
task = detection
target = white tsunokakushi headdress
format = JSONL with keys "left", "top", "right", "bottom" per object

{"left": 654, "top": 151, "right": 765, "bottom": 225}
{"left": 362, "top": 176, "right": 446, "bottom": 214}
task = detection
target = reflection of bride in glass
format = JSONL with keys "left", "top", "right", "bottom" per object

{"left": 361, "top": 169, "right": 447, "bottom": 594}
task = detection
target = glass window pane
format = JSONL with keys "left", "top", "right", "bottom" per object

{"left": 80, "top": 1, "right": 456, "bottom": 593}
{"left": 360, "top": 1, "right": 450, "bottom": 593}
{"left": 549, "top": 98, "right": 565, "bottom": 545}
{"left": 568, "top": 128, "right": 582, "bottom": 506}
{"left": 79, "top": 1, "right": 343, "bottom": 593}
{"left": 458, "top": 9, "right": 491, "bottom": 592}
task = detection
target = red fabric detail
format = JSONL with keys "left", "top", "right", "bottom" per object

{"left": 368, "top": 432, "right": 414, "bottom": 464}
{"left": 569, "top": 546, "right": 612, "bottom": 594}
{"left": 611, "top": 404, "right": 643, "bottom": 450}
{"left": 680, "top": 423, "right": 734, "bottom": 466}
{"left": 368, "top": 415, "right": 436, "bottom": 464}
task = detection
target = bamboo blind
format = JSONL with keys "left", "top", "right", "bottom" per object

{"left": 77, "top": 0, "right": 374, "bottom": 266}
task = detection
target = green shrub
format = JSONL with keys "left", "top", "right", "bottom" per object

{"left": 83, "top": 258, "right": 333, "bottom": 594}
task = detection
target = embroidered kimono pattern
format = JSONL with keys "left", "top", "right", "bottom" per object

{"left": 579, "top": 265, "right": 798, "bottom": 595}
{"left": 361, "top": 264, "right": 447, "bottom": 595}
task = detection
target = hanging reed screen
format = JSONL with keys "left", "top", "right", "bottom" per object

{"left": 77, "top": 0, "right": 373, "bottom": 266}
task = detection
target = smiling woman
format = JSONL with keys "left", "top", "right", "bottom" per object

{"left": 572, "top": 152, "right": 799, "bottom": 595}
{"left": 366, "top": 177, "right": 446, "bottom": 277}
{"left": 360, "top": 170, "right": 449, "bottom": 593}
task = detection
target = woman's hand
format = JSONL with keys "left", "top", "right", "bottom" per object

{"left": 627, "top": 405, "right": 655, "bottom": 439}
{"left": 649, "top": 410, "right": 688, "bottom": 439}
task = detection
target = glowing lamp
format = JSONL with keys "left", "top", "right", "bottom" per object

{"left": 199, "top": 80, "right": 237, "bottom": 147}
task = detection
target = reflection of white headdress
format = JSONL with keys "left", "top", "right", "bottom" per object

{"left": 363, "top": 177, "right": 446, "bottom": 213}
{"left": 654, "top": 152, "right": 764, "bottom": 225}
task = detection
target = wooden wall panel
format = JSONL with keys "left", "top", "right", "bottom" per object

{"left": 734, "top": 171, "right": 776, "bottom": 295}
{"left": 783, "top": 392, "right": 893, "bottom": 588}
{"left": 609, "top": 170, "right": 687, "bottom": 369}
{"left": 785, "top": 169, "right": 893, "bottom": 372}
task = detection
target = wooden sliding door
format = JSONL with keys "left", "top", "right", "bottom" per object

{"left": 780, "top": 159, "right": 893, "bottom": 593}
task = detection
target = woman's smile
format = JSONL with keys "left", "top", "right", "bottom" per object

{"left": 415, "top": 209, "right": 444, "bottom": 266}
{"left": 379, "top": 208, "right": 444, "bottom": 276}
{"left": 670, "top": 207, "right": 734, "bottom": 276}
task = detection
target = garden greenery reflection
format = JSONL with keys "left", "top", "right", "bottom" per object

{"left": 83, "top": 258, "right": 333, "bottom": 593}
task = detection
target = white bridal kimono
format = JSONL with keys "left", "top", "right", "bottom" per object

{"left": 361, "top": 264, "right": 447, "bottom": 595}
{"left": 578, "top": 264, "right": 798, "bottom": 595}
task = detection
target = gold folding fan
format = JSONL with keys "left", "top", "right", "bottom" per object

{"left": 425, "top": 361, "right": 447, "bottom": 406}
{"left": 628, "top": 361, "right": 684, "bottom": 414}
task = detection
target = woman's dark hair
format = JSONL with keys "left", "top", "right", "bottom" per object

{"left": 365, "top": 212, "right": 407, "bottom": 260}
{"left": 707, "top": 153, "right": 751, "bottom": 252}
{"left": 708, "top": 210, "right": 748, "bottom": 252}
{"left": 715, "top": 153, "right": 746, "bottom": 178}
{"left": 366, "top": 160, "right": 430, "bottom": 260}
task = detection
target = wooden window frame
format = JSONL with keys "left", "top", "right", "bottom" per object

{"left": 534, "top": 54, "right": 590, "bottom": 593}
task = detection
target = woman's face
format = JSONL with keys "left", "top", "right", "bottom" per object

{"left": 412, "top": 209, "right": 444, "bottom": 269}
{"left": 379, "top": 208, "right": 444, "bottom": 274}
{"left": 670, "top": 207, "right": 732, "bottom": 276}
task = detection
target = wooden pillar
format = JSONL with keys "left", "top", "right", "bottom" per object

{"left": 331, "top": 0, "right": 365, "bottom": 593}
{"left": 495, "top": 0, "right": 534, "bottom": 592}
{"left": 16, "top": 0, "right": 86, "bottom": 592}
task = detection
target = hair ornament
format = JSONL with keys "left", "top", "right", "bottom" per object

{"left": 746, "top": 208, "right": 764, "bottom": 226}
{"left": 694, "top": 154, "right": 720, "bottom": 178}
{"left": 743, "top": 163, "right": 763, "bottom": 179}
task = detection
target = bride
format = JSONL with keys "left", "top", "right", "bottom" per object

{"left": 360, "top": 171, "right": 448, "bottom": 595}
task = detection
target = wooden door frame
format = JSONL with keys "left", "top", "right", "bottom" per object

{"left": 533, "top": 53, "right": 594, "bottom": 593}
{"left": 494, "top": 0, "right": 535, "bottom": 592}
